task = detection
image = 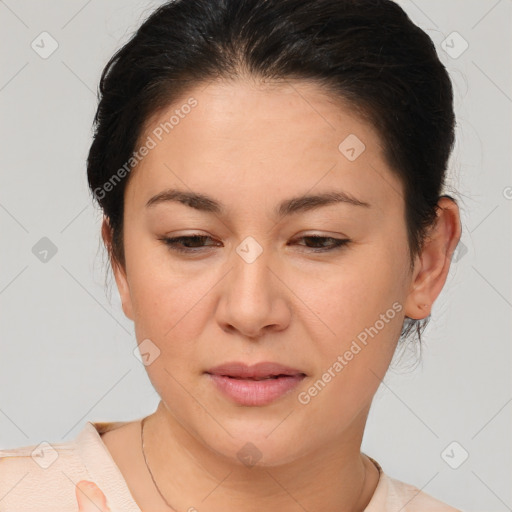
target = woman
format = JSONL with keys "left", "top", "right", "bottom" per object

{"left": 0, "top": 0, "right": 463, "bottom": 510}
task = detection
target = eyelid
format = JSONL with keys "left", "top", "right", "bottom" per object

{"left": 159, "top": 232, "right": 351, "bottom": 254}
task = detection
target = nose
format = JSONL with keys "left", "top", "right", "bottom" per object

{"left": 215, "top": 239, "right": 291, "bottom": 340}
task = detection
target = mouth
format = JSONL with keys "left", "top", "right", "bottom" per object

{"left": 205, "top": 361, "right": 306, "bottom": 406}
{"left": 205, "top": 361, "right": 306, "bottom": 380}
{"left": 220, "top": 374, "right": 300, "bottom": 380}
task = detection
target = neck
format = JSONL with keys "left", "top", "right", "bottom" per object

{"left": 141, "top": 400, "right": 378, "bottom": 512}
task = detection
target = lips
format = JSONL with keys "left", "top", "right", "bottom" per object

{"left": 206, "top": 361, "right": 306, "bottom": 380}
{"left": 205, "top": 362, "right": 306, "bottom": 406}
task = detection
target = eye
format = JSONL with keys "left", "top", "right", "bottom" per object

{"left": 160, "top": 235, "right": 220, "bottom": 253}
{"left": 160, "top": 234, "right": 350, "bottom": 254}
{"left": 289, "top": 235, "right": 351, "bottom": 252}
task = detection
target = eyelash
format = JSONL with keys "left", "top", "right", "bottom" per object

{"left": 160, "top": 234, "right": 351, "bottom": 254}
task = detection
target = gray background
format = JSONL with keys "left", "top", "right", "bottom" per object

{"left": 0, "top": 1, "right": 511, "bottom": 511}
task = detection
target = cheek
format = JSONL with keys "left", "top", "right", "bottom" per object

{"left": 307, "top": 255, "right": 405, "bottom": 345}
{"left": 131, "top": 275, "right": 202, "bottom": 338}
{"left": 299, "top": 250, "right": 407, "bottom": 399}
{"left": 296, "top": 266, "right": 404, "bottom": 429}
{"left": 127, "top": 250, "right": 215, "bottom": 359}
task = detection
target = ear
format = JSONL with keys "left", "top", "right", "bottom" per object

{"left": 101, "top": 216, "right": 134, "bottom": 321}
{"left": 404, "top": 196, "right": 462, "bottom": 320}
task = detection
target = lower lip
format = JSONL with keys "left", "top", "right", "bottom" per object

{"left": 207, "top": 374, "right": 305, "bottom": 406}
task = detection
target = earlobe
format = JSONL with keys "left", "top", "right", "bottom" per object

{"left": 112, "top": 259, "right": 134, "bottom": 321}
{"left": 101, "top": 216, "right": 134, "bottom": 321}
{"left": 404, "top": 257, "right": 432, "bottom": 320}
{"left": 403, "top": 197, "right": 461, "bottom": 321}
{"left": 404, "top": 300, "right": 431, "bottom": 321}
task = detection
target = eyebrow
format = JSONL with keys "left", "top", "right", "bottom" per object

{"left": 145, "top": 187, "right": 371, "bottom": 217}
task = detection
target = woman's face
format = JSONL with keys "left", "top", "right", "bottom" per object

{"left": 112, "top": 78, "right": 424, "bottom": 465}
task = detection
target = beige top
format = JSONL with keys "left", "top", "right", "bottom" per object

{"left": 0, "top": 420, "right": 463, "bottom": 511}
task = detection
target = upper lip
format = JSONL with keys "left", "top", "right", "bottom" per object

{"left": 206, "top": 361, "right": 306, "bottom": 379}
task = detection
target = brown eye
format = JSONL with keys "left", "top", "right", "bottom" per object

{"left": 160, "top": 235, "right": 219, "bottom": 253}
{"left": 290, "top": 236, "right": 351, "bottom": 252}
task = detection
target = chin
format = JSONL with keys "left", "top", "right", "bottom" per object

{"left": 202, "top": 426, "right": 310, "bottom": 469}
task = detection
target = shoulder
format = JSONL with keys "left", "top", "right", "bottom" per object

{"left": 0, "top": 435, "right": 87, "bottom": 511}
{"left": 384, "top": 473, "right": 463, "bottom": 511}
{"left": 0, "top": 421, "right": 130, "bottom": 512}
{"left": 365, "top": 456, "right": 463, "bottom": 512}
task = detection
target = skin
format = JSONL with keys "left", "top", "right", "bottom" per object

{"left": 76, "top": 481, "right": 111, "bottom": 512}
{"left": 85, "top": 78, "right": 461, "bottom": 512}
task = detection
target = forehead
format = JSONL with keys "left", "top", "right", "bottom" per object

{"left": 126, "top": 78, "right": 403, "bottom": 215}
